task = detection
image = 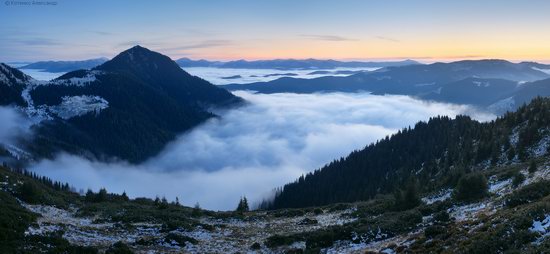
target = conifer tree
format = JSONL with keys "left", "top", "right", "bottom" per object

{"left": 528, "top": 160, "right": 537, "bottom": 174}
{"left": 121, "top": 191, "right": 129, "bottom": 201}
{"left": 85, "top": 189, "right": 95, "bottom": 202}
{"left": 97, "top": 188, "right": 108, "bottom": 202}
{"left": 192, "top": 202, "right": 202, "bottom": 217}
{"left": 453, "top": 173, "right": 488, "bottom": 202}
{"left": 236, "top": 196, "right": 250, "bottom": 212}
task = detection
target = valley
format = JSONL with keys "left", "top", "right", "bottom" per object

{"left": 3, "top": 2, "right": 550, "bottom": 252}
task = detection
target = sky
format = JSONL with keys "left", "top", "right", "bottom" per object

{"left": 1, "top": 0, "right": 550, "bottom": 62}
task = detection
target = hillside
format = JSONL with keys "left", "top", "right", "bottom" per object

{"left": 176, "top": 58, "right": 420, "bottom": 69}
{"left": 0, "top": 46, "right": 243, "bottom": 163}
{"left": 19, "top": 58, "right": 109, "bottom": 73}
{"left": 266, "top": 97, "right": 550, "bottom": 209}
{"left": 0, "top": 63, "right": 30, "bottom": 107}
{"left": 1, "top": 96, "right": 549, "bottom": 252}
{"left": 225, "top": 60, "right": 550, "bottom": 112}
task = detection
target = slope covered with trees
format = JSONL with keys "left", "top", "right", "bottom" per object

{"left": 0, "top": 46, "right": 243, "bottom": 163}
{"left": 265, "top": 97, "right": 550, "bottom": 209}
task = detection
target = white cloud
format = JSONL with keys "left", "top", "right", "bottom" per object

{"left": 0, "top": 106, "right": 31, "bottom": 145}
{"left": 29, "top": 91, "right": 495, "bottom": 211}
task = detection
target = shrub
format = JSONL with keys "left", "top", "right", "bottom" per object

{"left": 433, "top": 210, "right": 450, "bottom": 223}
{"left": 97, "top": 188, "right": 108, "bottom": 202}
{"left": 0, "top": 191, "right": 38, "bottom": 252}
{"left": 18, "top": 181, "right": 42, "bottom": 203}
{"left": 250, "top": 242, "right": 261, "bottom": 250}
{"left": 105, "top": 241, "right": 133, "bottom": 254}
{"left": 273, "top": 209, "right": 305, "bottom": 218}
{"left": 512, "top": 172, "right": 526, "bottom": 188}
{"left": 424, "top": 225, "right": 446, "bottom": 238}
{"left": 393, "top": 181, "right": 421, "bottom": 211}
{"left": 528, "top": 160, "right": 537, "bottom": 174}
{"left": 453, "top": 173, "right": 488, "bottom": 202}
{"left": 163, "top": 233, "right": 198, "bottom": 247}
{"left": 266, "top": 234, "right": 301, "bottom": 248}
{"left": 506, "top": 180, "right": 550, "bottom": 207}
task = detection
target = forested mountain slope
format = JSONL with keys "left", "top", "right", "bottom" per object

{"left": 0, "top": 46, "right": 242, "bottom": 163}
{"left": 267, "top": 97, "right": 550, "bottom": 209}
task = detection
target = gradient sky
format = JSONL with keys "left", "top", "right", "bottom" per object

{"left": 1, "top": 0, "right": 550, "bottom": 62}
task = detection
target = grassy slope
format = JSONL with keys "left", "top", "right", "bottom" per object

{"left": 1, "top": 157, "right": 550, "bottom": 253}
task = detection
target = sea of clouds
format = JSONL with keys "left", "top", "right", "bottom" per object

{"left": 0, "top": 106, "right": 31, "bottom": 148}
{"left": 2, "top": 91, "right": 495, "bottom": 210}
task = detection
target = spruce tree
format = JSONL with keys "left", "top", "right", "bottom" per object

{"left": 507, "top": 147, "right": 516, "bottom": 161}
{"left": 393, "top": 180, "right": 421, "bottom": 211}
{"left": 512, "top": 172, "right": 525, "bottom": 187}
{"left": 192, "top": 202, "right": 202, "bottom": 217}
{"left": 236, "top": 196, "right": 250, "bottom": 212}
{"left": 453, "top": 173, "right": 488, "bottom": 202}
{"left": 528, "top": 160, "right": 537, "bottom": 174}
{"left": 242, "top": 197, "right": 249, "bottom": 211}
{"left": 97, "top": 188, "right": 108, "bottom": 202}
{"left": 85, "top": 189, "right": 95, "bottom": 202}
{"left": 121, "top": 191, "right": 129, "bottom": 201}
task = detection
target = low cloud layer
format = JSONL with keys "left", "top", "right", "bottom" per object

{"left": 0, "top": 106, "right": 31, "bottom": 147}
{"left": 28, "top": 92, "right": 495, "bottom": 210}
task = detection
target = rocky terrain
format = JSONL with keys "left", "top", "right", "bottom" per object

{"left": 1, "top": 155, "right": 549, "bottom": 253}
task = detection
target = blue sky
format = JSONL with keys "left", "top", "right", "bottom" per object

{"left": 1, "top": 0, "right": 550, "bottom": 62}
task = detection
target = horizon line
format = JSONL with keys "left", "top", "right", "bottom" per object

{"left": 6, "top": 56, "right": 550, "bottom": 65}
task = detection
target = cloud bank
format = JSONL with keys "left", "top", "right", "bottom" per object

{"left": 28, "top": 91, "right": 495, "bottom": 210}
{"left": 0, "top": 106, "right": 31, "bottom": 146}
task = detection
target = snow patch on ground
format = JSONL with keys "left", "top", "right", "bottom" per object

{"left": 473, "top": 81, "right": 490, "bottom": 87}
{"left": 524, "top": 163, "right": 550, "bottom": 186}
{"left": 530, "top": 134, "right": 550, "bottom": 157}
{"left": 325, "top": 230, "right": 417, "bottom": 254}
{"left": 19, "top": 202, "right": 357, "bottom": 253}
{"left": 489, "top": 177, "right": 513, "bottom": 197}
{"left": 0, "top": 63, "right": 31, "bottom": 85}
{"left": 509, "top": 125, "right": 522, "bottom": 147}
{"left": 488, "top": 96, "right": 515, "bottom": 113}
{"left": 50, "top": 70, "right": 102, "bottom": 87}
{"left": 448, "top": 202, "right": 492, "bottom": 222}
{"left": 422, "top": 189, "right": 452, "bottom": 205}
{"left": 529, "top": 214, "right": 550, "bottom": 245}
{"left": 50, "top": 95, "right": 109, "bottom": 119}
{"left": 21, "top": 203, "right": 166, "bottom": 248}
{"left": 20, "top": 80, "right": 53, "bottom": 122}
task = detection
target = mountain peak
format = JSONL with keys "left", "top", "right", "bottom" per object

{"left": 111, "top": 45, "right": 161, "bottom": 63}
{"left": 95, "top": 46, "right": 185, "bottom": 78}
{"left": 124, "top": 45, "right": 151, "bottom": 55}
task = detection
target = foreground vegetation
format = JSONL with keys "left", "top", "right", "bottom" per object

{"left": 1, "top": 155, "right": 549, "bottom": 253}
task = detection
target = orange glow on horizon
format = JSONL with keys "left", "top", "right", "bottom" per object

{"left": 165, "top": 37, "right": 550, "bottom": 63}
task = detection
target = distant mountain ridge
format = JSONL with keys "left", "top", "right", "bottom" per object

{"left": 176, "top": 58, "right": 420, "bottom": 70}
{"left": 0, "top": 46, "right": 242, "bottom": 163}
{"left": 19, "top": 58, "right": 109, "bottom": 72}
{"left": 226, "top": 59, "right": 550, "bottom": 112}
